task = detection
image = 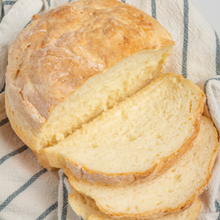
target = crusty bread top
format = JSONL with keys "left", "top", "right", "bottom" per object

{"left": 5, "top": 0, "right": 174, "bottom": 130}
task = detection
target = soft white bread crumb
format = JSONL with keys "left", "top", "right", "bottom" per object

{"left": 67, "top": 116, "right": 218, "bottom": 218}
{"left": 38, "top": 47, "right": 171, "bottom": 149}
{"left": 68, "top": 188, "right": 202, "bottom": 220}
{"left": 43, "top": 73, "right": 205, "bottom": 185}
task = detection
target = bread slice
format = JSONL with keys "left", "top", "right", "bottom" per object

{"left": 5, "top": 0, "right": 174, "bottom": 168}
{"left": 68, "top": 188, "right": 202, "bottom": 220}
{"left": 42, "top": 73, "right": 205, "bottom": 185}
{"left": 66, "top": 116, "right": 218, "bottom": 219}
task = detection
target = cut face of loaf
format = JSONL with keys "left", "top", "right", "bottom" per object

{"left": 68, "top": 188, "right": 202, "bottom": 220}
{"left": 67, "top": 116, "right": 218, "bottom": 219}
{"left": 5, "top": 48, "right": 172, "bottom": 152}
{"left": 43, "top": 73, "right": 205, "bottom": 185}
{"left": 5, "top": 0, "right": 174, "bottom": 162}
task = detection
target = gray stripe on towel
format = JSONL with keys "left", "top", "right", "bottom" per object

{"left": 182, "top": 0, "right": 189, "bottom": 78}
{"left": 0, "top": 168, "right": 47, "bottom": 211}
{"left": 61, "top": 173, "right": 68, "bottom": 220}
{"left": 0, "top": 145, "right": 28, "bottom": 165}
{"left": 151, "top": 0, "right": 156, "bottom": 19}
{"left": 215, "top": 31, "right": 220, "bottom": 75}
{"left": 36, "top": 201, "right": 58, "bottom": 220}
{"left": 0, "top": 117, "right": 9, "bottom": 127}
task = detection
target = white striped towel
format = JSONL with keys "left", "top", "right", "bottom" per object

{"left": 0, "top": 0, "right": 220, "bottom": 219}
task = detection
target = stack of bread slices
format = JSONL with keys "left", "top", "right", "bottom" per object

{"left": 5, "top": 0, "right": 219, "bottom": 220}
{"left": 43, "top": 74, "right": 218, "bottom": 220}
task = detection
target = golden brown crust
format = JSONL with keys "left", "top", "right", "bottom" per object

{"left": 5, "top": 95, "right": 53, "bottom": 169}
{"left": 5, "top": 95, "right": 37, "bottom": 149}
{"left": 5, "top": 0, "right": 174, "bottom": 132}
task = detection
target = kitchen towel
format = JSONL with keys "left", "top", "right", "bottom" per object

{"left": 0, "top": 0, "right": 220, "bottom": 219}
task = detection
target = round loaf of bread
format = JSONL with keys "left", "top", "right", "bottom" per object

{"left": 5, "top": 0, "right": 174, "bottom": 168}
